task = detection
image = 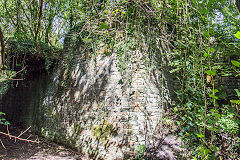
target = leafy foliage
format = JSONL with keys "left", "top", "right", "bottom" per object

{"left": 0, "top": 111, "right": 10, "bottom": 126}
{"left": 166, "top": 0, "right": 240, "bottom": 158}
{"left": 0, "top": 0, "right": 239, "bottom": 159}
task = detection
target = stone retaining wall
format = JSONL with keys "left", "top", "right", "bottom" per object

{"left": 40, "top": 50, "right": 173, "bottom": 159}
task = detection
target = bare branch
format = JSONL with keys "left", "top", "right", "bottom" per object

{"left": 0, "top": 138, "right": 6, "bottom": 149}
{"left": 8, "top": 66, "right": 26, "bottom": 80}
{"left": 17, "top": 126, "right": 31, "bottom": 138}
{"left": 0, "top": 130, "right": 40, "bottom": 144}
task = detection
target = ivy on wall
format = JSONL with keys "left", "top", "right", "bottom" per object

{"left": 0, "top": 0, "right": 239, "bottom": 159}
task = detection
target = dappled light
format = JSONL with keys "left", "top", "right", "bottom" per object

{"left": 0, "top": 0, "right": 240, "bottom": 159}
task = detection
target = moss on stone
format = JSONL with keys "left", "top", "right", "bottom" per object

{"left": 92, "top": 120, "right": 115, "bottom": 142}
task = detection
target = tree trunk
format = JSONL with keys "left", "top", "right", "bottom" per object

{"left": 16, "top": 0, "right": 21, "bottom": 37}
{"left": 45, "top": 11, "right": 55, "bottom": 45}
{"left": 0, "top": 27, "right": 5, "bottom": 70}
{"left": 35, "top": 0, "right": 44, "bottom": 51}
{"left": 69, "top": 0, "right": 74, "bottom": 29}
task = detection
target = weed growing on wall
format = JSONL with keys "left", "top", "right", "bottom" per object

{"left": 0, "top": 112, "right": 9, "bottom": 126}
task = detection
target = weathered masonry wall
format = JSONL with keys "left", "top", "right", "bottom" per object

{"left": 0, "top": 72, "right": 49, "bottom": 128}
{"left": 1, "top": 51, "right": 239, "bottom": 159}
{"left": 40, "top": 50, "right": 174, "bottom": 159}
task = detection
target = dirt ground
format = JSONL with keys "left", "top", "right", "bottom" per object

{"left": 0, "top": 126, "right": 87, "bottom": 160}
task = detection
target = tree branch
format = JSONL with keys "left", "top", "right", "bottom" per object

{"left": 0, "top": 126, "right": 40, "bottom": 144}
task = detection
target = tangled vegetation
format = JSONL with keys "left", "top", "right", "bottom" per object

{"left": 0, "top": 0, "right": 239, "bottom": 159}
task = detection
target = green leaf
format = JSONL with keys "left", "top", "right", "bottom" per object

{"left": 209, "top": 94, "right": 219, "bottom": 99}
{"left": 196, "top": 133, "right": 205, "bottom": 138}
{"left": 118, "top": 79, "right": 124, "bottom": 84}
{"left": 203, "top": 51, "right": 210, "bottom": 57}
{"left": 0, "top": 112, "right": 5, "bottom": 115}
{"left": 230, "top": 100, "right": 240, "bottom": 104}
{"left": 235, "top": 73, "right": 240, "bottom": 77}
{"left": 212, "top": 89, "right": 219, "bottom": 94}
{"left": 210, "top": 145, "right": 219, "bottom": 152}
{"left": 199, "top": 147, "right": 211, "bottom": 154}
{"left": 4, "top": 121, "right": 10, "bottom": 125}
{"left": 231, "top": 60, "right": 240, "bottom": 67}
{"left": 209, "top": 47, "right": 214, "bottom": 53}
{"left": 99, "top": 23, "right": 109, "bottom": 30}
{"left": 205, "top": 70, "right": 216, "bottom": 76}
{"left": 234, "top": 31, "right": 240, "bottom": 39}
{"left": 223, "top": 7, "right": 231, "bottom": 15}
{"left": 220, "top": 72, "right": 232, "bottom": 76}
{"left": 170, "top": 68, "right": 181, "bottom": 73}
{"left": 234, "top": 89, "right": 240, "bottom": 97}
{"left": 82, "top": 38, "right": 92, "bottom": 43}
{"left": 176, "top": 121, "right": 180, "bottom": 126}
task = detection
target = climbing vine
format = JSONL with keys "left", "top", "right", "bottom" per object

{"left": 59, "top": 1, "right": 240, "bottom": 159}
{"left": 0, "top": 0, "right": 239, "bottom": 159}
{"left": 166, "top": 1, "right": 240, "bottom": 159}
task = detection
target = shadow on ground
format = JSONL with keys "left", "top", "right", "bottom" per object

{"left": 0, "top": 125, "right": 86, "bottom": 160}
